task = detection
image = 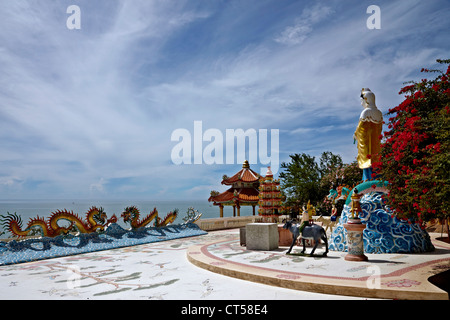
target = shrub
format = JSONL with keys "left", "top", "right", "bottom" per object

{"left": 373, "top": 59, "right": 450, "bottom": 227}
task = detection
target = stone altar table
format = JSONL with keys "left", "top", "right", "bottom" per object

{"left": 246, "top": 223, "right": 279, "bottom": 251}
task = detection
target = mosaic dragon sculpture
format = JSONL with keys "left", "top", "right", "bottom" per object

{"left": 0, "top": 207, "right": 117, "bottom": 238}
{"left": 329, "top": 180, "right": 434, "bottom": 253}
{"left": 121, "top": 206, "right": 178, "bottom": 229}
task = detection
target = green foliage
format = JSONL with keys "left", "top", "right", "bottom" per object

{"left": 319, "top": 160, "right": 361, "bottom": 192}
{"left": 279, "top": 150, "right": 363, "bottom": 216}
{"left": 373, "top": 59, "right": 450, "bottom": 224}
{"left": 280, "top": 152, "right": 344, "bottom": 209}
{"left": 341, "top": 161, "right": 362, "bottom": 187}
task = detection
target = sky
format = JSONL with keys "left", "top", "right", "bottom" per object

{"left": 0, "top": 0, "right": 449, "bottom": 201}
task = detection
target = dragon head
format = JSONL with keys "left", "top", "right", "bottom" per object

{"left": 336, "top": 185, "right": 351, "bottom": 200}
{"left": 121, "top": 206, "right": 140, "bottom": 223}
{"left": 327, "top": 189, "right": 338, "bottom": 200}
{"left": 89, "top": 206, "right": 108, "bottom": 225}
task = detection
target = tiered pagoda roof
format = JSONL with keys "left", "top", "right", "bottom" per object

{"left": 221, "top": 160, "right": 260, "bottom": 186}
{"left": 258, "top": 166, "right": 282, "bottom": 216}
{"left": 208, "top": 160, "right": 260, "bottom": 205}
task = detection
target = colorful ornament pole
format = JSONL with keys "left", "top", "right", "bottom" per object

{"left": 344, "top": 189, "right": 368, "bottom": 261}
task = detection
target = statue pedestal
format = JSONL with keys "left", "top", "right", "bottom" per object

{"left": 344, "top": 219, "right": 368, "bottom": 261}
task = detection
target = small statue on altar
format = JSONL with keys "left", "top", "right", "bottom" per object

{"left": 350, "top": 188, "right": 363, "bottom": 220}
{"left": 354, "top": 88, "right": 383, "bottom": 181}
{"left": 330, "top": 204, "right": 338, "bottom": 222}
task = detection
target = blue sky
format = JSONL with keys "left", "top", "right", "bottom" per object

{"left": 1, "top": 0, "right": 449, "bottom": 200}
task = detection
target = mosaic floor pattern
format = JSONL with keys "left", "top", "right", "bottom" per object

{"left": 0, "top": 229, "right": 368, "bottom": 300}
{"left": 187, "top": 232, "right": 450, "bottom": 300}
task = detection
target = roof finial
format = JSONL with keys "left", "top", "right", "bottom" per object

{"left": 243, "top": 160, "right": 250, "bottom": 169}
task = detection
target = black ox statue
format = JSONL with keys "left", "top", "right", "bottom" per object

{"left": 282, "top": 219, "right": 329, "bottom": 256}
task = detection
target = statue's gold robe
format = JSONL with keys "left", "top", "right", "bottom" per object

{"left": 354, "top": 120, "right": 383, "bottom": 169}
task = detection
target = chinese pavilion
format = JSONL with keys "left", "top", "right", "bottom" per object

{"left": 258, "top": 167, "right": 282, "bottom": 218}
{"left": 208, "top": 160, "right": 260, "bottom": 217}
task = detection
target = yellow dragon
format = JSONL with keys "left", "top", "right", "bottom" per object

{"left": 121, "top": 206, "right": 178, "bottom": 229}
{"left": 1, "top": 207, "right": 117, "bottom": 238}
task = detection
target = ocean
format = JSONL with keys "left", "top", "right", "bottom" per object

{"left": 0, "top": 199, "right": 255, "bottom": 238}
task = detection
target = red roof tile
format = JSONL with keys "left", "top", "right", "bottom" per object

{"left": 208, "top": 187, "right": 259, "bottom": 204}
{"left": 222, "top": 161, "right": 260, "bottom": 185}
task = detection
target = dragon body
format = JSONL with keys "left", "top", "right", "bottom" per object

{"left": 121, "top": 206, "right": 178, "bottom": 229}
{"left": 156, "top": 210, "right": 178, "bottom": 227}
{"left": 344, "top": 180, "right": 389, "bottom": 206}
{"left": 1, "top": 204, "right": 179, "bottom": 238}
{"left": 121, "top": 206, "right": 158, "bottom": 229}
{"left": 1, "top": 207, "right": 117, "bottom": 238}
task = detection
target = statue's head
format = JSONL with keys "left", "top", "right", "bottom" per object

{"left": 360, "top": 88, "right": 376, "bottom": 108}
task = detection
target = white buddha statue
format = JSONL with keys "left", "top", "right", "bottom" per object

{"left": 354, "top": 88, "right": 383, "bottom": 181}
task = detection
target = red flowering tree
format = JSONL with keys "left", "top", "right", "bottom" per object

{"left": 373, "top": 59, "right": 449, "bottom": 233}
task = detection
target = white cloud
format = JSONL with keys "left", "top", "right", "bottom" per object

{"left": 89, "top": 178, "right": 106, "bottom": 193}
{"left": 0, "top": 0, "right": 449, "bottom": 200}
{"left": 274, "top": 3, "right": 333, "bottom": 45}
